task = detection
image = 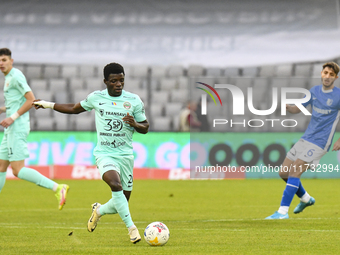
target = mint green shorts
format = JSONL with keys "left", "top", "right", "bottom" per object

{"left": 0, "top": 132, "right": 29, "bottom": 162}
{"left": 96, "top": 155, "right": 134, "bottom": 191}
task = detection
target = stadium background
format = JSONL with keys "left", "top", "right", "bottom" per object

{"left": 1, "top": 0, "right": 340, "bottom": 180}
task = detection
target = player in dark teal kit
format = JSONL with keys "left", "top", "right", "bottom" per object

{"left": 34, "top": 63, "right": 149, "bottom": 244}
{"left": 0, "top": 48, "right": 69, "bottom": 210}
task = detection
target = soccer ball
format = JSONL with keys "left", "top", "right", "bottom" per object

{"left": 144, "top": 222, "right": 170, "bottom": 246}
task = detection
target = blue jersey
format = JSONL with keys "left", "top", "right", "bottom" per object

{"left": 301, "top": 85, "right": 340, "bottom": 151}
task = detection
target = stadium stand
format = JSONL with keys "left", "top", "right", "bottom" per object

{"left": 61, "top": 65, "right": 78, "bottom": 78}
{"left": 69, "top": 78, "right": 85, "bottom": 90}
{"left": 26, "top": 65, "right": 43, "bottom": 80}
{"left": 30, "top": 79, "right": 48, "bottom": 91}
{"left": 44, "top": 66, "right": 60, "bottom": 79}
{"left": 3, "top": 58, "right": 337, "bottom": 132}
{"left": 206, "top": 68, "right": 222, "bottom": 77}
{"left": 79, "top": 65, "right": 96, "bottom": 78}
{"left": 294, "top": 64, "right": 312, "bottom": 77}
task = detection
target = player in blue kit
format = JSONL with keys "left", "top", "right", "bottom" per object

{"left": 266, "top": 62, "right": 340, "bottom": 219}
{"left": 33, "top": 63, "right": 149, "bottom": 244}
{"left": 0, "top": 48, "right": 69, "bottom": 210}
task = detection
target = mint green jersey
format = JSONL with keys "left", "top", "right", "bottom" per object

{"left": 3, "top": 68, "right": 31, "bottom": 134}
{"left": 80, "top": 89, "right": 147, "bottom": 157}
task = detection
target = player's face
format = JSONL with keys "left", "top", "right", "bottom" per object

{"left": 321, "top": 67, "right": 338, "bottom": 89}
{"left": 0, "top": 55, "right": 13, "bottom": 75}
{"left": 104, "top": 73, "right": 125, "bottom": 97}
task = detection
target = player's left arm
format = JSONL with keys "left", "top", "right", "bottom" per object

{"left": 0, "top": 91, "right": 34, "bottom": 128}
{"left": 122, "top": 113, "right": 149, "bottom": 134}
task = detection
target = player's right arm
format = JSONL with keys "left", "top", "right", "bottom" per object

{"left": 33, "top": 100, "right": 86, "bottom": 114}
{"left": 286, "top": 104, "right": 301, "bottom": 114}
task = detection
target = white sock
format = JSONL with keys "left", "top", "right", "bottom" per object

{"left": 96, "top": 205, "right": 101, "bottom": 216}
{"left": 52, "top": 183, "right": 58, "bottom": 192}
{"left": 278, "top": 206, "right": 289, "bottom": 215}
{"left": 128, "top": 224, "right": 136, "bottom": 231}
{"left": 300, "top": 192, "right": 311, "bottom": 203}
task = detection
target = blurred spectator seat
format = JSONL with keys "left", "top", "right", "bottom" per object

{"left": 276, "top": 64, "right": 293, "bottom": 77}
{"left": 160, "top": 78, "right": 177, "bottom": 91}
{"left": 242, "top": 67, "right": 258, "bottom": 77}
{"left": 294, "top": 64, "right": 311, "bottom": 77}
{"left": 26, "top": 65, "right": 42, "bottom": 79}
{"left": 170, "top": 90, "right": 188, "bottom": 103}
{"left": 79, "top": 65, "right": 95, "bottom": 77}
{"left": 49, "top": 79, "right": 68, "bottom": 92}
{"left": 69, "top": 78, "right": 85, "bottom": 90}
{"left": 187, "top": 65, "right": 204, "bottom": 77}
{"left": 44, "top": 66, "right": 60, "bottom": 79}
{"left": 259, "top": 65, "right": 276, "bottom": 77}
{"left": 164, "top": 102, "right": 183, "bottom": 118}
{"left": 150, "top": 103, "right": 164, "bottom": 117}
{"left": 151, "top": 91, "right": 169, "bottom": 104}
{"left": 30, "top": 79, "right": 48, "bottom": 91}
{"left": 61, "top": 65, "right": 78, "bottom": 78}
{"left": 151, "top": 66, "right": 167, "bottom": 78}
{"left": 224, "top": 67, "right": 239, "bottom": 77}
{"left": 167, "top": 65, "right": 184, "bottom": 77}
{"left": 152, "top": 117, "right": 171, "bottom": 131}
{"left": 206, "top": 67, "right": 222, "bottom": 77}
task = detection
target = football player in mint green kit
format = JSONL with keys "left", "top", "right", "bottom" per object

{"left": 33, "top": 62, "right": 149, "bottom": 244}
{"left": 0, "top": 48, "right": 69, "bottom": 210}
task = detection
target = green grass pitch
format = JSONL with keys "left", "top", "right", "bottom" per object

{"left": 1, "top": 179, "right": 340, "bottom": 254}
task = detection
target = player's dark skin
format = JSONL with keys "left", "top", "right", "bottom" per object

{"left": 33, "top": 72, "right": 149, "bottom": 201}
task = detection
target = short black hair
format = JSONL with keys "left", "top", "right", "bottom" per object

{"left": 103, "top": 63, "right": 125, "bottom": 80}
{"left": 0, "top": 48, "right": 12, "bottom": 57}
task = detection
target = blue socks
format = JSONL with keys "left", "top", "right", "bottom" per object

{"left": 282, "top": 178, "right": 306, "bottom": 198}
{"left": 0, "top": 172, "right": 6, "bottom": 193}
{"left": 281, "top": 177, "right": 300, "bottom": 207}
{"left": 17, "top": 167, "right": 56, "bottom": 190}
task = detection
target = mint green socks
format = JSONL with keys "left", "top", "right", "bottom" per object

{"left": 98, "top": 191, "right": 134, "bottom": 228}
{"left": 17, "top": 167, "right": 56, "bottom": 190}
{"left": 111, "top": 190, "right": 134, "bottom": 228}
{"left": 0, "top": 172, "right": 6, "bottom": 193}
{"left": 99, "top": 198, "right": 118, "bottom": 215}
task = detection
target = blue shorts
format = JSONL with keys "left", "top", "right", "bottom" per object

{"left": 96, "top": 155, "right": 134, "bottom": 191}
{"left": 0, "top": 132, "right": 29, "bottom": 162}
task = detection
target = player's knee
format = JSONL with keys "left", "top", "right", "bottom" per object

{"left": 278, "top": 170, "right": 288, "bottom": 180}
{"left": 11, "top": 168, "right": 20, "bottom": 177}
{"left": 108, "top": 180, "right": 123, "bottom": 191}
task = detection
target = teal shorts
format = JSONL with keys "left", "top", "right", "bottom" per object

{"left": 0, "top": 132, "right": 29, "bottom": 162}
{"left": 96, "top": 155, "right": 134, "bottom": 191}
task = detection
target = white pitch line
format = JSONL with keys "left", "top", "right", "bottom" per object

{"left": 0, "top": 208, "right": 90, "bottom": 213}
{"left": 1, "top": 217, "right": 339, "bottom": 229}
{"left": 2, "top": 225, "right": 85, "bottom": 230}
{"left": 2, "top": 225, "right": 340, "bottom": 233}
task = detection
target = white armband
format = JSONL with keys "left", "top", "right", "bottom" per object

{"left": 10, "top": 112, "right": 20, "bottom": 121}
